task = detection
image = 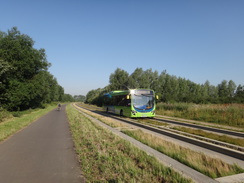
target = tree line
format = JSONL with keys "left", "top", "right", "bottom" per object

{"left": 0, "top": 27, "right": 72, "bottom": 111}
{"left": 85, "top": 68, "right": 244, "bottom": 106}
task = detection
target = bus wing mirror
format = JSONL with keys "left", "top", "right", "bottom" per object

{"left": 156, "top": 95, "right": 159, "bottom": 100}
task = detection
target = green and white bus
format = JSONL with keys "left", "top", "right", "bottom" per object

{"left": 103, "top": 89, "right": 157, "bottom": 118}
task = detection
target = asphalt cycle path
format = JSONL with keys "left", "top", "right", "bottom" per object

{"left": 0, "top": 105, "right": 85, "bottom": 183}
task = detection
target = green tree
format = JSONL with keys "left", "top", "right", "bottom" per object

{"left": 58, "top": 86, "right": 65, "bottom": 102}
{"left": 85, "top": 68, "right": 243, "bottom": 105}
{"left": 200, "top": 80, "right": 211, "bottom": 103}
{"left": 128, "top": 68, "right": 158, "bottom": 90}
{"left": 177, "top": 77, "right": 189, "bottom": 102}
{"left": 85, "top": 88, "right": 106, "bottom": 106}
{"left": 0, "top": 27, "right": 63, "bottom": 110}
{"left": 0, "top": 60, "right": 13, "bottom": 77}
{"left": 0, "top": 27, "right": 49, "bottom": 81}
{"left": 128, "top": 68, "right": 144, "bottom": 89}
{"left": 62, "top": 94, "right": 75, "bottom": 102}
{"left": 143, "top": 68, "right": 159, "bottom": 89}
{"left": 218, "top": 80, "right": 228, "bottom": 102}
{"left": 217, "top": 80, "right": 237, "bottom": 103}
{"left": 156, "top": 70, "right": 167, "bottom": 102}
{"left": 85, "top": 89, "right": 99, "bottom": 104}
{"left": 108, "top": 68, "right": 129, "bottom": 90}
{"left": 74, "top": 95, "right": 86, "bottom": 102}
{"left": 161, "top": 74, "right": 179, "bottom": 102}
{"left": 235, "top": 85, "right": 244, "bottom": 103}
{"left": 227, "top": 80, "right": 236, "bottom": 98}
{"left": 190, "top": 83, "right": 202, "bottom": 103}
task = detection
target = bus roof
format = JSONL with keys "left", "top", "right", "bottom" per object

{"left": 108, "top": 90, "right": 130, "bottom": 96}
{"left": 104, "top": 89, "right": 154, "bottom": 97}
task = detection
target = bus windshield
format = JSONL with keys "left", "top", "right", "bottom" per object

{"left": 132, "top": 94, "right": 154, "bottom": 110}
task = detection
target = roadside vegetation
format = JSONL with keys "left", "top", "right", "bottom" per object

{"left": 73, "top": 103, "right": 244, "bottom": 179}
{"left": 0, "top": 104, "right": 57, "bottom": 142}
{"left": 67, "top": 104, "right": 191, "bottom": 183}
{"left": 0, "top": 26, "right": 77, "bottom": 140}
{"left": 134, "top": 117, "right": 244, "bottom": 147}
{"left": 0, "top": 109, "right": 12, "bottom": 122}
{"left": 122, "top": 129, "right": 244, "bottom": 179}
{"left": 157, "top": 103, "right": 244, "bottom": 127}
{"left": 172, "top": 126, "right": 244, "bottom": 147}
{"left": 0, "top": 27, "right": 76, "bottom": 114}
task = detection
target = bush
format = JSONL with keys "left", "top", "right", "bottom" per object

{"left": 0, "top": 109, "right": 12, "bottom": 122}
{"left": 157, "top": 103, "right": 190, "bottom": 112}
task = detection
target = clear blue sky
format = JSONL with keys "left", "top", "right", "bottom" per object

{"left": 1, "top": 0, "right": 244, "bottom": 96}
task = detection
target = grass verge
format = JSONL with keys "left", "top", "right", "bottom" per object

{"left": 172, "top": 126, "right": 244, "bottom": 147}
{"left": 67, "top": 104, "right": 191, "bottom": 183}
{"left": 0, "top": 105, "right": 57, "bottom": 142}
{"left": 134, "top": 118, "right": 244, "bottom": 148}
{"left": 122, "top": 129, "right": 244, "bottom": 178}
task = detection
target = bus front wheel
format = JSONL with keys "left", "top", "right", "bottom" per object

{"left": 120, "top": 110, "right": 123, "bottom": 117}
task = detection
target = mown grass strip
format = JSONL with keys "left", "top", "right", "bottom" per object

{"left": 67, "top": 104, "right": 191, "bottom": 183}
{"left": 135, "top": 118, "right": 244, "bottom": 149}
{"left": 0, "top": 105, "right": 57, "bottom": 142}
{"left": 173, "top": 126, "right": 244, "bottom": 147}
{"left": 122, "top": 129, "right": 244, "bottom": 179}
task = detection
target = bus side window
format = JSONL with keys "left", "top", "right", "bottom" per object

{"left": 126, "top": 99, "right": 131, "bottom": 106}
{"left": 118, "top": 97, "right": 126, "bottom": 106}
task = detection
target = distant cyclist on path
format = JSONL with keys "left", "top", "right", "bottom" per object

{"left": 58, "top": 103, "right": 61, "bottom": 111}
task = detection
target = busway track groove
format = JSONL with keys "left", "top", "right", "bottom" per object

{"left": 74, "top": 104, "right": 244, "bottom": 161}
{"left": 155, "top": 117, "right": 244, "bottom": 138}
{"left": 147, "top": 123, "right": 244, "bottom": 152}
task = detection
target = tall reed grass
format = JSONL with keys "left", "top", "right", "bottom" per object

{"left": 157, "top": 103, "right": 244, "bottom": 127}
